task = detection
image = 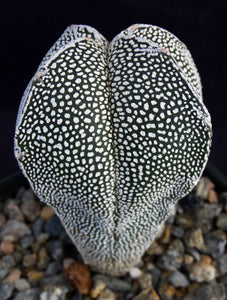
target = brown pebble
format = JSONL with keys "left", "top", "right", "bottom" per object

{"left": 146, "top": 241, "right": 164, "bottom": 256}
{"left": 3, "top": 268, "right": 22, "bottom": 283}
{"left": 185, "top": 228, "right": 205, "bottom": 250}
{"left": 183, "top": 254, "right": 194, "bottom": 265}
{"left": 90, "top": 279, "right": 106, "bottom": 298}
{"left": 207, "top": 190, "right": 218, "bottom": 203}
{"left": 23, "top": 253, "right": 37, "bottom": 267}
{"left": 160, "top": 224, "right": 171, "bottom": 244}
{"left": 64, "top": 261, "right": 92, "bottom": 295}
{"left": 40, "top": 205, "right": 55, "bottom": 220}
{"left": 27, "top": 270, "right": 45, "bottom": 282}
{"left": 98, "top": 288, "right": 116, "bottom": 300}
{"left": 200, "top": 255, "right": 212, "bottom": 265}
{"left": 133, "top": 288, "right": 160, "bottom": 300}
{"left": 0, "top": 240, "right": 15, "bottom": 254}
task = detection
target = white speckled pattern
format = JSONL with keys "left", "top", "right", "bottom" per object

{"left": 14, "top": 24, "right": 212, "bottom": 275}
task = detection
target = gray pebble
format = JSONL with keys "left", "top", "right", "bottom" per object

{"left": 168, "top": 270, "right": 190, "bottom": 288}
{"left": 47, "top": 239, "right": 64, "bottom": 261}
{"left": 32, "top": 218, "right": 45, "bottom": 237}
{"left": 21, "top": 189, "right": 35, "bottom": 203}
{"left": 195, "top": 282, "right": 226, "bottom": 300}
{"left": 186, "top": 247, "right": 200, "bottom": 261}
{"left": 0, "top": 220, "right": 31, "bottom": 241}
{"left": 149, "top": 268, "right": 161, "bottom": 289}
{"left": 214, "top": 254, "right": 227, "bottom": 277}
{"left": 40, "top": 286, "right": 68, "bottom": 300}
{"left": 216, "top": 213, "right": 227, "bottom": 230}
{"left": 44, "top": 216, "right": 65, "bottom": 238}
{"left": 20, "top": 235, "right": 35, "bottom": 249}
{"left": 93, "top": 274, "right": 131, "bottom": 292}
{"left": 45, "top": 261, "right": 62, "bottom": 276}
{"left": 157, "top": 239, "right": 184, "bottom": 271}
{"left": 21, "top": 199, "right": 40, "bottom": 222}
{"left": 0, "top": 282, "right": 14, "bottom": 300}
{"left": 6, "top": 201, "right": 24, "bottom": 221}
{"left": 40, "top": 274, "right": 70, "bottom": 289}
{"left": 218, "top": 274, "right": 227, "bottom": 285}
{"left": 0, "top": 269, "right": 8, "bottom": 281}
{"left": 12, "top": 251, "right": 23, "bottom": 264}
{"left": 202, "top": 233, "right": 226, "bottom": 258}
{"left": 14, "top": 278, "right": 31, "bottom": 291}
{"left": 2, "top": 254, "right": 16, "bottom": 270}
{"left": 14, "top": 288, "right": 40, "bottom": 300}
{"left": 170, "top": 225, "right": 184, "bottom": 238}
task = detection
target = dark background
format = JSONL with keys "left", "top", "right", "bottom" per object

{"left": 0, "top": 0, "right": 227, "bottom": 180}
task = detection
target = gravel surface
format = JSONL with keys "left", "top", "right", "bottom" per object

{"left": 0, "top": 176, "right": 226, "bottom": 299}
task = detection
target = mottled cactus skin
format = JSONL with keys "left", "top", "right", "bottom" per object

{"left": 14, "top": 24, "right": 212, "bottom": 275}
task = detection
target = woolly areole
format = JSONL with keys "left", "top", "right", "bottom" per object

{"left": 14, "top": 24, "right": 212, "bottom": 275}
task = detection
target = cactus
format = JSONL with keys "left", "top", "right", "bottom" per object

{"left": 14, "top": 24, "right": 212, "bottom": 276}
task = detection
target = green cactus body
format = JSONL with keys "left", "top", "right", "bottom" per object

{"left": 14, "top": 24, "right": 212, "bottom": 275}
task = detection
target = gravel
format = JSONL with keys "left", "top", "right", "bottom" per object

{"left": 0, "top": 176, "right": 226, "bottom": 299}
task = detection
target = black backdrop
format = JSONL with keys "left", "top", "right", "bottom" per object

{"left": 1, "top": 0, "right": 227, "bottom": 180}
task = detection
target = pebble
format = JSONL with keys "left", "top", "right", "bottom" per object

{"left": 14, "top": 278, "right": 31, "bottom": 291}
{"left": 32, "top": 218, "right": 45, "bottom": 237}
{"left": 97, "top": 288, "right": 116, "bottom": 300}
{"left": 90, "top": 279, "right": 106, "bottom": 298}
{"left": 195, "top": 282, "right": 226, "bottom": 300}
{"left": 40, "top": 286, "right": 68, "bottom": 300}
{"left": 170, "top": 225, "right": 184, "bottom": 238}
{"left": 0, "top": 177, "right": 226, "bottom": 299}
{"left": 167, "top": 270, "right": 190, "bottom": 288}
{"left": 93, "top": 274, "right": 131, "bottom": 292}
{"left": 40, "top": 274, "right": 69, "bottom": 289}
{"left": 202, "top": 233, "right": 226, "bottom": 258}
{"left": 157, "top": 239, "right": 184, "bottom": 271}
{"left": 3, "top": 268, "right": 21, "bottom": 283}
{"left": 20, "top": 235, "right": 35, "bottom": 249}
{"left": 150, "top": 268, "right": 161, "bottom": 289}
{"left": 45, "top": 261, "right": 62, "bottom": 276}
{"left": 189, "top": 261, "right": 216, "bottom": 282}
{"left": 0, "top": 220, "right": 31, "bottom": 241}
{"left": 216, "top": 212, "right": 227, "bottom": 230}
{"left": 47, "top": 239, "right": 64, "bottom": 261}
{"left": 21, "top": 198, "right": 40, "bottom": 222}
{"left": 146, "top": 241, "right": 164, "bottom": 256}
{"left": 6, "top": 201, "right": 24, "bottom": 221}
{"left": 183, "top": 254, "right": 194, "bottom": 265}
{"left": 23, "top": 253, "right": 37, "bottom": 267}
{"left": 0, "top": 282, "right": 14, "bottom": 300}
{"left": 0, "top": 269, "right": 8, "bottom": 281}
{"left": 207, "top": 189, "right": 218, "bottom": 203}
{"left": 0, "top": 240, "right": 15, "bottom": 254}
{"left": 133, "top": 288, "right": 160, "bottom": 300}
{"left": 27, "top": 270, "right": 45, "bottom": 283}
{"left": 40, "top": 205, "right": 55, "bottom": 220}
{"left": 44, "top": 216, "right": 65, "bottom": 238}
{"left": 214, "top": 254, "right": 227, "bottom": 276}
{"left": 129, "top": 267, "right": 143, "bottom": 278}
{"left": 14, "top": 288, "right": 40, "bottom": 300}
{"left": 138, "top": 273, "right": 153, "bottom": 289}
{"left": 196, "top": 177, "right": 214, "bottom": 199}
{"left": 184, "top": 228, "right": 205, "bottom": 250}
{"left": 2, "top": 254, "right": 16, "bottom": 270}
